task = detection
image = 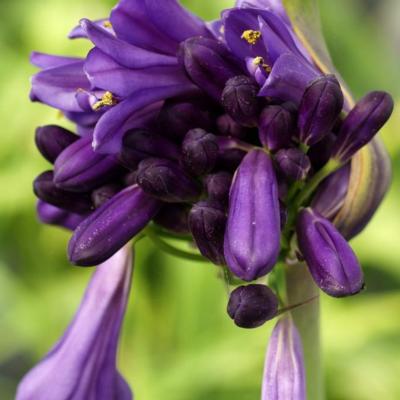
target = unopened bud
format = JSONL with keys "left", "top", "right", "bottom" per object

{"left": 275, "top": 148, "right": 311, "bottom": 181}
{"left": 205, "top": 171, "right": 233, "bottom": 206}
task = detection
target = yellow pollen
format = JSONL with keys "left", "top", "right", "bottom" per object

{"left": 92, "top": 91, "right": 118, "bottom": 111}
{"left": 253, "top": 56, "right": 272, "bottom": 73}
{"left": 103, "top": 20, "right": 113, "bottom": 28}
{"left": 56, "top": 110, "right": 64, "bottom": 120}
{"left": 241, "top": 30, "right": 262, "bottom": 45}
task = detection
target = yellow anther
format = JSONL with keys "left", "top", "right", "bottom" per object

{"left": 56, "top": 110, "right": 64, "bottom": 120}
{"left": 253, "top": 56, "right": 272, "bottom": 73}
{"left": 92, "top": 91, "right": 118, "bottom": 111}
{"left": 103, "top": 20, "right": 113, "bottom": 28}
{"left": 241, "top": 30, "right": 262, "bottom": 45}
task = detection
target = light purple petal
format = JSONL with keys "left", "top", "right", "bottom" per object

{"left": 16, "top": 246, "right": 134, "bottom": 400}
{"left": 69, "top": 18, "right": 114, "bottom": 39}
{"left": 236, "top": 0, "right": 289, "bottom": 23}
{"left": 262, "top": 317, "right": 306, "bottom": 400}
{"left": 30, "top": 61, "right": 90, "bottom": 112}
{"left": 110, "top": 0, "right": 178, "bottom": 55}
{"left": 93, "top": 85, "right": 197, "bottom": 154}
{"left": 30, "top": 52, "right": 82, "bottom": 69}
{"left": 80, "top": 19, "right": 177, "bottom": 69}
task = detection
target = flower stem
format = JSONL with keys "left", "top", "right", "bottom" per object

{"left": 285, "top": 263, "right": 324, "bottom": 400}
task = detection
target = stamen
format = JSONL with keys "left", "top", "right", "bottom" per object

{"left": 103, "top": 20, "right": 113, "bottom": 28}
{"left": 92, "top": 91, "right": 118, "bottom": 111}
{"left": 253, "top": 56, "right": 272, "bottom": 73}
{"left": 241, "top": 30, "right": 262, "bottom": 45}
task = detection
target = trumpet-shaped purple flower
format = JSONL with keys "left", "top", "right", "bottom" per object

{"left": 262, "top": 317, "right": 306, "bottom": 400}
{"left": 16, "top": 246, "right": 134, "bottom": 400}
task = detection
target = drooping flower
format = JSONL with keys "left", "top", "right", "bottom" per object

{"left": 16, "top": 246, "right": 133, "bottom": 400}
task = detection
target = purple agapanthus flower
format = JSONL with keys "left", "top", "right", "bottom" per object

{"left": 24, "top": 0, "right": 394, "bottom": 398}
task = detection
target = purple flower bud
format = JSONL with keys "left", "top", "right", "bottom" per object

{"left": 296, "top": 208, "right": 364, "bottom": 297}
{"left": 37, "top": 200, "right": 85, "bottom": 231}
{"left": 179, "top": 37, "right": 242, "bottom": 100}
{"left": 275, "top": 148, "right": 311, "bottom": 181}
{"left": 91, "top": 184, "right": 121, "bottom": 208}
{"left": 224, "top": 149, "right": 281, "bottom": 281}
{"left": 205, "top": 171, "right": 233, "bottom": 206}
{"left": 217, "top": 114, "right": 249, "bottom": 139}
{"left": 221, "top": 75, "right": 261, "bottom": 127}
{"left": 308, "top": 133, "right": 336, "bottom": 170}
{"left": 332, "top": 91, "right": 394, "bottom": 162}
{"left": 54, "top": 136, "right": 121, "bottom": 192}
{"left": 298, "top": 75, "right": 344, "bottom": 145}
{"left": 259, "top": 105, "right": 294, "bottom": 151}
{"left": 154, "top": 204, "right": 190, "bottom": 234}
{"left": 137, "top": 158, "right": 202, "bottom": 202}
{"left": 157, "top": 99, "right": 214, "bottom": 140}
{"left": 68, "top": 185, "right": 160, "bottom": 266}
{"left": 262, "top": 317, "right": 306, "bottom": 400}
{"left": 33, "top": 171, "right": 93, "bottom": 214}
{"left": 217, "top": 148, "right": 247, "bottom": 171}
{"left": 188, "top": 201, "right": 226, "bottom": 265}
{"left": 227, "top": 284, "right": 278, "bottom": 329}
{"left": 35, "top": 125, "right": 78, "bottom": 163}
{"left": 119, "top": 129, "right": 179, "bottom": 170}
{"left": 312, "top": 164, "right": 350, "bottom": 220}
{"left": 16, "top": 246, "right": 134, "bottom": 400}
{"left": 181, "top": 128, "right": 219, "bottom": 176}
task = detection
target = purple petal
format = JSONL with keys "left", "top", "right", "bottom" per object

{"left": 144, "top": 0, "right": 211, "bottom": 43}
{"left": 69, "top": 18, "right": 114, "bottom": 39}
{"left": 262, "top": 317, "right": 306, "bottom": 400}
{"left": 80, "top": 19, "right": 177, "bottom": 69}
{"left": 259, "top": 53, "right": 319, "bottom": 104}
{"left": 30, "top": 52, "right": 82, "bottom": 69}
{"left": 110, "top": 0, "right": 178, "bottom": 54}
{"left": 16, "top": 246, "right": 134, "bottom": 400}
{"left": 85, "top": 48, "right": 191, "bottom": 98}
{"left": 93, "top": 85, "right": 197, "bottom": 154}
{"left": 236, "top": 0, "right": 289, "bottom": 24}
{"left": 30, "top": 61, "right": 90, "bottom": 112}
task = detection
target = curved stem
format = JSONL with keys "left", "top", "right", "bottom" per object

{"left": 285, "top": 263, "right": 324, "bottom": 400}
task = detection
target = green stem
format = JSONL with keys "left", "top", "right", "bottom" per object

{"left": 285, "top": 263, "right": 324, "bottom": 400}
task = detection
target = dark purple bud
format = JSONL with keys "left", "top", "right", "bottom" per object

{"left": 120, "top": 129, "right": 179, "bottom": 170}
{"left": 154, "top": 203, "right": 190, "bottom": 234}
{"left": 205, "top": 171, "right": 233, "bottom": 206}
{"left": 35, "top": 125, "right": 78, "bottom": 163}
{"left": 179, "top": 37, "right": 242, "bottom": 100}
{"left": 33, "top": 171, "right": 93, "bottom": 214}
{"left": 137, "top": 158, "right": 202, "bottom": 202}
{"left": 298, "top": 75, "right": 344, "bottom": 145}
{"left": 224, "top": 149, "right": 281, "bottom": 281}
{"left": 123, "top": 171, "right": 138, "bottom": 186}
{"left": 308, "top": 133, "right": 336, "bottom": 170}
{"left": 227, "top": 284, "right": 279, "bottom": 329}
{"left": 311, "top": 164, "right": 350, "bottom": 220}
{"left": 217, "top": 148, "right": 246, "bottom": 171}
{"left": 157, "top": 99, "right": 214, "bottom": 141}
{"left": 275, "top": 149, "right": 311, "bottom": 181}
{"left": 91, "top": 184, "right": 121, "bottom": 208}
{"left": 54, "top": 136, "right": 121, "bottom": 192}
{"left": 217, "top": 114, "right": 249, "bottom": 139}
{"left": 258, "top": 106, "right": 294, "bottom": 151}
{"left": 188, "top": 201, "right": 226, "bottom": 265}
{"left": 181, "top": 128, "right": 219, "bottom": 176}
{"left": 221, "top": 76, "right": 261, "bottom": 127}
{"left": 332, "top": 91, "right": 394, "bottom": 162}
{"left": 68, "top": 185, "right": 161, "bottom": 266}
{"left": 37, "top": 200, "right": 85, "bottom": 231}
{"left": 296, "top": 208, "right": 364, "bottom": 297}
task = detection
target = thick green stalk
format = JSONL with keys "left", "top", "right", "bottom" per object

{"left": 285, "top": 263, "right": 324, "bottom": 400}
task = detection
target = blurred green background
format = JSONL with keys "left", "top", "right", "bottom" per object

{"left": 0, "top": 0, "right": 399, "bottom": 399}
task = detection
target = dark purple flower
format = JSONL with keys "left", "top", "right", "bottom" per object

{"left": 298, "top": 75, "right": 344, "bottom": 146}
{"left": 16, "top": 246, "right": 133, "bottom": 400}
{"left": 262, "top": 317, "right": 306, "bottom": 400}
{"left": 296, "top": 208, "right": 364, "bottom": 297}
{"left": 69, "top": 185, "right": 160, "bottom": 266}
{"left": 91, "top": 184, "right": 122, "bottom": 208}
{"left": 227, "top": 284, "right": 278, "bottom": 328}
{"left": 275, "top": 148, "right": 311, "bottom": 181}
{"left": 137, "top": 158, "right": 202, "bottom": 202}
{"left": 205, "top": 171, "right": 233, "bottom": 206}
{"left": 154, "top": 203, "right": 190, "bottom": 234}
{"left": 224, "top": 149, "right": 280, "bottom": 281}
{"left": 188, "top": 201, "right": 226, "bottom": 265}
{"left": 332, "top": 91, "right": 394, "bottom": 162}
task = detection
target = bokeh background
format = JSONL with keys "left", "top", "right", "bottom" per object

{"left": 0, "top": 0, "right": 399, "bottom": 399}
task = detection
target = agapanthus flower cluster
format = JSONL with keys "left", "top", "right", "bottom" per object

{"left": 19, "top": 0, "right": 393, "bottom": 398}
